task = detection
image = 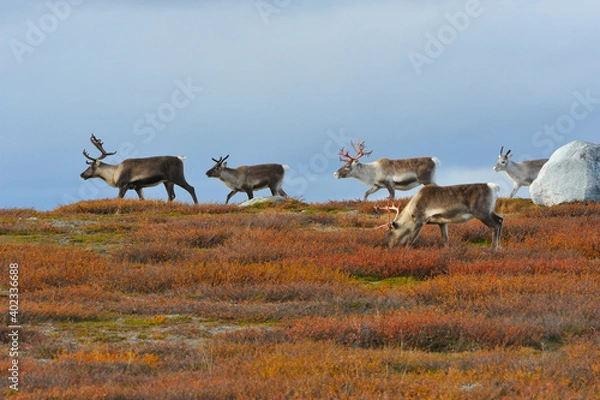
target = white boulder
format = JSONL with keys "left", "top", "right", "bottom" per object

{"left": 530, "top": 140, "right": 600, "bottom": 206}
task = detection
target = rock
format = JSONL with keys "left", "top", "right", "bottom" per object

{"left": 530, "top": 140, "right": 600, "bottom": 206}
{"left": 238, "top": 196, "right": 288, "bottom": 207}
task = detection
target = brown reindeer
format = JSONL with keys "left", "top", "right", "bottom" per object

{"left": 206, "top": 155, "right": 289, "bottom": 204}
{"left": 333, "top": 140, "right": 440, "bottom": 201}
{"left": 377, "top": 183, "right": 503, "bottom": 250}
{"left": 80, "top": 134, "right": 198, "bottom": 203}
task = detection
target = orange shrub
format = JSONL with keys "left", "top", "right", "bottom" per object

{"left": 0, "top": 243, "right": 111, "bottom": 291}
{"left": 286, "top": 310, "right": 543, "bottom": 351}
{"left": 319, "top": 246, "right": 449, "bottom": 279}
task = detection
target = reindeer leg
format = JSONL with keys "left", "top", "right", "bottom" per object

{"left": 477, "top": 213, "right": 504, "bottom": 250}
{"left": 364, "top": 185, "right": 383, "bottom": 201}
{"left": 439, "top": 224, "right": 449, "bottom": 247}
{"left": 164, "top": 182, "right": 176, "bottom": 202}
{"left": 185, "top": 184, "right": 198, "bottom": 204}
{"left": 135, "top": 187, "right": 144, "bottom": 200}
{"left": 269, "top": 181, "right": 288, "bottom": 198}
{"left": 225, "top": 190, "right": 237, "bottom": 204}
{"left": 268, "top": 184, "right": 279, "bottom": 197}
{"left": 385, "top": 184, "right": 396, "bottom": 200}
{"left": 278, "top": 188, "right": 288, "bottom": 197}
{"left": 509, "top": 184, "right": 520, "bottom": 199}
{"left": 174, "top": 178, "right": 198, "bottom": 204}
{"left": 118, "top": 186, "right": 129, "bottom": 199}
{"left": 491, "top": 212, "right": 504, "bottom": 250}
{"left": 407, "top": 222, "right": 425, "bottom": 248}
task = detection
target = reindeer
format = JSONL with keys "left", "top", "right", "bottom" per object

{"left": 377, "top": 183, "right": 503, "bottom": 250}
{"left": 333, "top": 140, "right": 440, "bottom": 201}
{"left": 80, "top": 134, "right": 198, "bottom": 203}
{"left": 493, "top": 147, "right": 548, "bottom": 198}
{"left": 206, "top": 155, "right": 289, "bottom": 204}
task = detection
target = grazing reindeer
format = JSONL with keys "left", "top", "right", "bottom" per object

{"left": 493, "top": 147, "right": 548, "bottom": 198}
{"left": 333, "top": 140, "right": 440, "bottom": 201}
{"left": 377, "top": 183, "right": 503, "bottom": 250}
{"left": 206, "top": 155, "right": 289, "bottom": 204}
{"left": 80, "top": 134, "right": 198, "bottom": 203}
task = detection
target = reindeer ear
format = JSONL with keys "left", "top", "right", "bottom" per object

{"left": 222, "top": 162, "right": 227, "bottom": 167}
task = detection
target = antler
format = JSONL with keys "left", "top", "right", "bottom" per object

{"left": 211, "top": 155, "right": 230, "bottom": 164}
{"left": 339, "top": 140, "right": 373, "bottom": 163}
{"left": 82, "top": 149, "right": 96, "bottom": 162}
{"left": 83, "top": 134, "right": 116, "bottom": 163}
{"left": 374, "top": 199, "right": 400, "bottom": 230}
{"left": 499, "top": 146, "right": 512, "bottom": 157}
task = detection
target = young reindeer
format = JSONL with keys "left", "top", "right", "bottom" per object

{"left": 493, "top": 146, "right": 548, "bottom": 198}
{"left": 80, "top": 134, "right": 198, "bottom": 203}
{"left": 206, "top": 155, "right": 289, "bottom": 204}
{"left": 377, "top": 183, "right": 503, "bottom": 250}
{"left": 333, "top": 140, "right": 440, "bottom": 201}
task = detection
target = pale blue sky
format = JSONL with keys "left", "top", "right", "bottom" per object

{"left": 1, "top": 0, "right": 599, "bottom": 209}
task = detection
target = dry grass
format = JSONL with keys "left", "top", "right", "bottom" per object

{"left": 0, "top": 198, "right": 599, "bottom": 399}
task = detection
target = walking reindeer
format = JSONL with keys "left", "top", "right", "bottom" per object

{"left": 206, "top": 155, "right": 289, "bottom": 204}
{"left": 80, "top": 134, "right": 198, "bottom": 203}
{"left": 333, "top": 140, "right": 440, "bottom": 201}
{"left": 493, "top": 147, "right": 548, "bottom": 198}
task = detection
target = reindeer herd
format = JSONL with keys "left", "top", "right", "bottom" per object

{"left": 80, "top": 134, "right": 548, "bottom": 251}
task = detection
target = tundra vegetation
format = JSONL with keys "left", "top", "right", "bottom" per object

{"left": 0, "top": 198, "right": 599, "bottom": 399}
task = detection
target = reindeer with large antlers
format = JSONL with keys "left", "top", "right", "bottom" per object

{"left": 377, "top": 183, "right": 503, "bottom": 250}
{"left": 80, "top": 134, "right": 198, "bottom": 203}
{"left": 205, "top": 155, "right": 289, "bottom": 204}
{"left": 493, "top": 146, "right": 548, "bottom": 198}
{"left": 333, "top": 140, "right": 440, "bottom": 201}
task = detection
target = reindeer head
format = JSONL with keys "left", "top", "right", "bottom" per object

{"left": 333, "top": 140, "right": 373, "bottom": 179}
{"left": 205, "top": 155, "right": 230, "bottom": 178}
{"left": 80, "top": 134, "right": 117, "bottom": 179}
{"left": 375, "top": 200, "right": 416, "bottom": 248}
{"left": 493, "top": 146, "right": 512, "bottom": 172}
